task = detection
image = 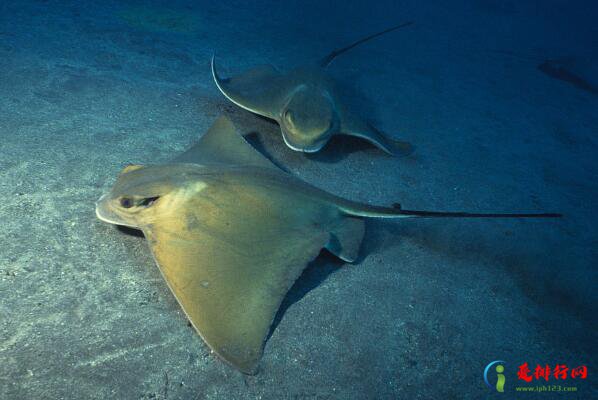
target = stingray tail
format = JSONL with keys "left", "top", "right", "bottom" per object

{"left": 319, "top": 21, "right": 414, "bottom": 68}
{"left": 339, "top": 202, "right": 562, "bottom": 219}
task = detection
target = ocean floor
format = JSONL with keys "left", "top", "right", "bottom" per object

{"left": 0, "top": 1, "right": 596, "bottom": 399}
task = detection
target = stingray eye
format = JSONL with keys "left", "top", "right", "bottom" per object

{"left": 119, "top": 197, "right": 134, "bottom": 209}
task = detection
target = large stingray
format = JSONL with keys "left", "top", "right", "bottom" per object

{"left": 96, "top": 116, "right": 560, "bottom": 374}
{"left": 212, "top": 22, "right": 415, "bottom": 155}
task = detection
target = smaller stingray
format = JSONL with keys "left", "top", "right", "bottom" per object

{"left": 538, "top": 59, "right": 598, "bottom": 96}
{"left": 212, "top": 22, "right": 415, "bottom": 155}
{"left": 96, "top": 116, "right": 560, "bottom": 374}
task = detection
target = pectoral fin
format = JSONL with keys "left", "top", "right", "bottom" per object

{"left": 341, "top": 116, "right": 414, "bottom": 156}
{"left": 212, "top": 56, "right": 291, "bottom": 120}
{"left": 143, "top": 199, "right": 330, "bottom": 373}
{"left": 173, "top": 115, "right": 281, "bottom": 171}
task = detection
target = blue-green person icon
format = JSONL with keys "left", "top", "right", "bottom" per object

{"left": 484, "top": 360, "right": 506, "bottom": 392}
{"left": 495, "top": 364, "right": 505, "bottom": 392}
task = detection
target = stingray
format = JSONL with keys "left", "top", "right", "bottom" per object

{"left": 537, "top": 59, "right": 598, "bottom": 96}
{"left": 212, "top": 22, "right": 416, "bottom": 155}
{"left": 96, "top": 116, "right": 560, "bottom": 374}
